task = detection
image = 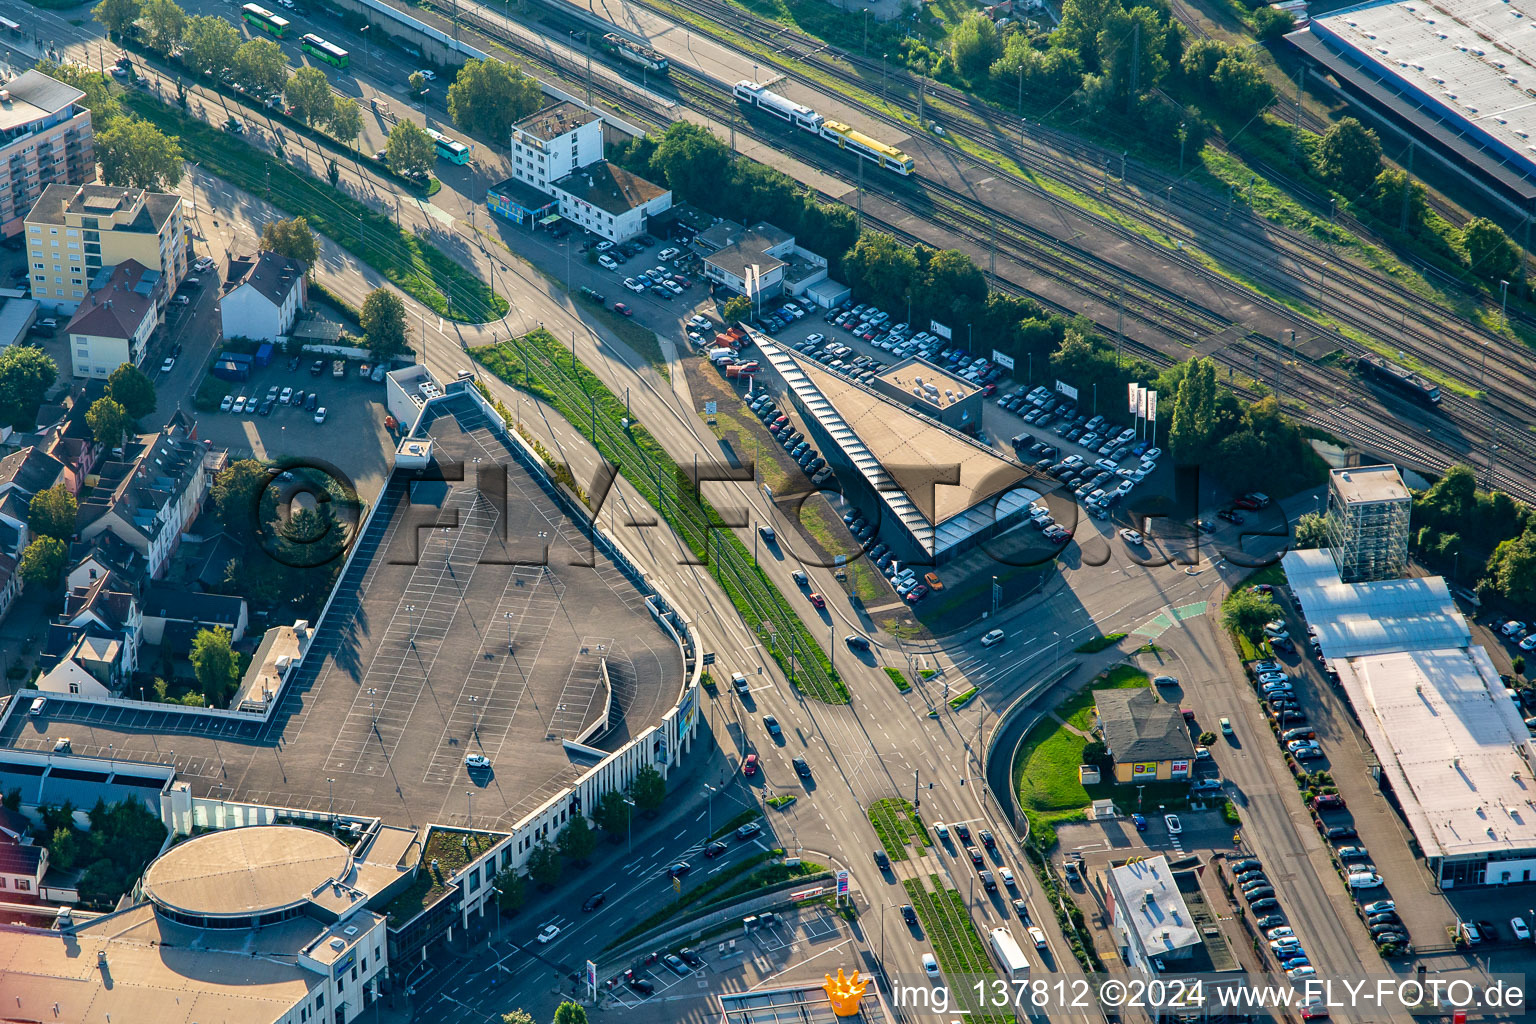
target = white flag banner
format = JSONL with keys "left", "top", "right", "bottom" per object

{"left": 1147, "top": 390, "right": 1158, "bottom": 424}
{"left": 1137, "top": 386, "right": 1148, "bottom": 420}
{"left": 1127, "top": 382, "right": 1138, "bottom": 416}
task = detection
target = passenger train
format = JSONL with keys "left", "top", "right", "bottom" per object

{"left": 732, "top": 81, "right": 915, "bottom": 176}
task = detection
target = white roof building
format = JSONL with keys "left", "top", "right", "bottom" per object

{"left": 1106, "top": 856, "right": 1201, "bottom": 973}
{"left": 1283, "top": 547, "right": 1536, "bottom": 887}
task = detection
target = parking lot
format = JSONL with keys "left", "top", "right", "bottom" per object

{"left": 196, "top": 355, "right": 396, "bottom": 502}
{"left": 604, "top": 906, "right": 847, "bottom": 1011}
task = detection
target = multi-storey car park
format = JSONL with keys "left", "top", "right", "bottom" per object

{"left": 0, "top": 372, "right": 702, "bottom": 1015}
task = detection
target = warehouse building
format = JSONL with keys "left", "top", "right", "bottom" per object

{"left": 757, "top": 340, "right": 1038, "bottom": 565}
{"left": 1284, "top": 547, "right": 1536, "bottom": 888}
{"left": 1289, "top": 0, "right": 1536, "bottom": 209}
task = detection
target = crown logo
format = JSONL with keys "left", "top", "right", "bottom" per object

{"left": 823, "top": 967, "right": 869, "bottom": 1016}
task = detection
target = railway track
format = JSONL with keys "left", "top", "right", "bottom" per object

{"left": 611, "top": 0, "right": 1536, "bottom": 492}
{"left": 442, "top": 0, "right": 1536, "bottom": 499}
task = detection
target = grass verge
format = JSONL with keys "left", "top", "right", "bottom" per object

{"left": 901, "top": 875, "right": 1011, "bottom": 1023}
{"left": 867, "top": 797, "right": 928, "bottom": 862}
{"left": 125, "top": 92, "right": 505, "bottom": 322}
{"left": 1074, "top": 632, "right": 1127, "bottom": 654}
{"left": 885, "top": 667, "right": 912, "bottom": 693}
{"left": 947, "top": 686, "right": 978, "bottom": 709}
{"left": 472, "top": 331, "right": 846, "bottom": 702}
{"left": 710, "top": 808, "right": 763, "bottom": 841}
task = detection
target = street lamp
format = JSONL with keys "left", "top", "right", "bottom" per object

{"left": 505, "top": 611, "right": 514, "bottom": 652}
{"left": 327, "top": 778, "right": 336, "bottom": 822}
{"left": 1500, "top": 279, "right": 1511, "bottom": 326}
{"left": 623, "top": 795, "right": 637, "bottom": 852}
{"left": 405, "top": 604, "right": 417, "bottom": 648}
{"left": 704, "top": 783, "right": 717, "bottom": 836}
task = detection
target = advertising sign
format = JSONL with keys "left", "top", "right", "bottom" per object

{"left": 1171, "top": 760, "right": 1190, "bottom": 777}
{"left": 1131, "top": 762, "right": 1158, "bottom": 776}
{"left": 930, "top": 320, "right": 953, "bottom": 340}
{"left": 836, "top": 869, "right": 850, "bottom": 896}
{"left": 1127, "top": 382, "right": 1138, "bottom": 415}
{"left": 1137, "top": 386, "right": 1148, "bottom": 420}
{"left": 991, "top": 349, "right": 1016, "bottom": 371}
{"left": 1054, "top": 380, "right": 1079, "bottom": 401}
{"left": 1147, "top": 389, "right": 1158, "bottom": 423}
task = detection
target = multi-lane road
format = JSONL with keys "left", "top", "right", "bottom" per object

{"left": 3, "top": 15, "right": 1431, "bottom": 1024}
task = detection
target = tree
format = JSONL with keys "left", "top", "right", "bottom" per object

{"left": 493, "top": 869, "right": 526, "bottom": 913}
{"left": 1096, "top": 7, "right": 1169, "bottom": 109}
{"left": 1364, "top": 169, "right": 1426, "bottom": 232}
{"left": 630, "top": 764, "right": 665, "bottom": 814}
{"left": 190, "top": 627, "right": 240, "bottom": 707}
{"left": 19, "top": 537, "right": 66, "bottom": 589}
{"left": 360, "top": 287, "right": 410, "bottom": 360}
{"left": 233, "top": 38, "right": 288, "bottom": 98}
{"left": 1209, "top": 55, "right": 1273, "bottom": 120}
{"left": 722, "top": 294, "right": 752, "bottom": 322}
{"left": 447, "top": 58, "right": 543, "bottom": 140}
{"left": 27, "top": 486, "right": 77, "bottom": 542}
{"left": 106, "top": 363, "right": 157, "bottom": 420}
{"left": 259, "top": 217, "right": 320, "bottom": 266}
{"left": 408, "top": 71, "right": 427, "bottom": 98}
{"left": 841, "top": 233, "right": 919, "bottom": 314}
{"left": 0, "top": 343, "right": 59, "bottom": 430}
{"left": 98, "top": 117, "right": 183, "bottom": 190}
{"left": 385, "top": 119, "right": 434, "bottom": 179}
{"left": 34, "top": 61, "right": 123, "bottom": 124}
{"left": 1167, "top": 357, "right": 1220, "bottom": 461}
{"left": 553, "top": 1004, "right": 589, "bottom": 1024}
{"left": 592, "top": 789, "right": 633, "bottom": 837}
{"left": 1315, "top": 118, "right": 1382, "bottom": 193}
{"left": 183, "top": 15, "right": 240, "bottom": 77}
{"left": 1221, "top": 587, "right": 1280, "bottom": 643}
{"left": 1293, "top": 511, "right": 1327, "bottom": 549}
{"left": 212, "top": 459, "right": 271, "bottom": 537}
{"left": 1198, "top": 730, "right": 1217, "bottom": 746}
{"left": 327, "top": 159, "right": 340, "bottom": 187}
{"left": 556, "top": 815, "right": 597, "bottom": 864}
{"left": 1459, "top": 218, "right": 1522, "bottom": 284}
{"left": 285, "top": 65, "right": 335, "bottom": 127}
{"left": 650, "top": 122, "right": 733, "bottom": 205}
{"left": 94, "top": 0, "right": 143, "bottom": 38}
{"left": 327, "top": 97, "right": 363, "bottom": 147}
{"left": 526, "top": 840, "right": 562, "bottom": 887}
{"left": 1251, "top": 6, "right": 1294, "bottom": 40}
{"left": 501, "top": 1012, "right": 535, "bottom": 1024}
{"left": 913, "top": 248, "right": 987, "bottom": 323}
{"left": 951, "top": 14, "right": 1002, "bottom": 83}
{"left": 138, "top": 0, "right": 187, "bottom": 54}
{"left": 1486, "top": 525, "right": 1536, "bottom": 606}
{"left": 86, "top": 397, "right": 129, "bottom": 448}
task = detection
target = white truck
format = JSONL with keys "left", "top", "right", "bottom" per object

{"left": 989, "top": 927, "right": 1030, "bottom": 981}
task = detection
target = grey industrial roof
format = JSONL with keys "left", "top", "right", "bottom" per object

{"left": 1330, "top": 465, "right": 1410, "bottom": 505}
{"left": 1096, "top": 688, "right": 1195, "bottom": 764}
{"left": 875, "top": 357, "right": 974, "bottom": 409}
{"left": 143, "top": 825, "right": 353, "bottom": 917}
{"left": 513, "top": 100, "right": 598, "bottom": 141}
{"left": 1334, "top": 646, "right": 1536, "bottom": 861}
{"left": 1109, "top": 856, "right": 1202, "bottom": 957}
{"left": 1282, "top": 548, "right": 1470, "bottom": 659}
{"left": 0, "top": 70, "right": 84, "bottom": 132}
{"left": 1311, "top": 0, "right": 1536, "bottom": 177}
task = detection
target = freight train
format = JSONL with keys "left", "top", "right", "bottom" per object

{"left": 732, "top": 81, "right": 914, "bottom": 175}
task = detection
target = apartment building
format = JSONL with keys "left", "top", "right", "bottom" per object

{"left": 508, "top": 102, "right": 603, "bottom": 193}
{"left": 0, "top": 70, "right": 95, "bottom": 239}
{"left": 66, "top": 259, "right": 161, "bottom": 378}
{"left": 26, "top": 183, "right": 185, "bottom": 313}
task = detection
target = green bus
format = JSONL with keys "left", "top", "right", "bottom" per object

{"left": 241, "top": 3, "right": 290, "bottom": 36}
{"left": 301, "top": 33, "right": 349, "bottom": 69}
{"left": 426, "top": 128, "right": 471, "bottom": 165}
